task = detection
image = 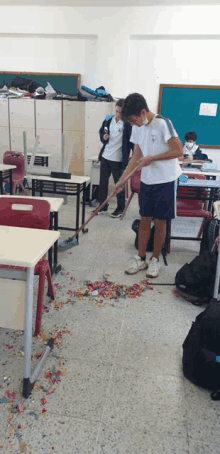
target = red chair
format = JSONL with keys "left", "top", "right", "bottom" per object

{"left": 0, "top": 197, "right": 54, "bottom": 336}
{"left": 177, "top": 173, "right": 211, "bottom": 232}
{"left": 3, "top": 151, "right": 28, "bottom": 196}
{"left": 120, "top": 169, "right": 141, "bottom": 220}
{"left": 165, "top": 174, "right": 212, "bottom": 253}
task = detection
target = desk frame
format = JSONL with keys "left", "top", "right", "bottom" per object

{"left": 164, "top": 180, "right": 220, "bottom": 254}
{"left": 1, "top": 169, "right": 13, "bottom": 195}
{"left": 31, "top": 178, "right": 88, "bottom": 242}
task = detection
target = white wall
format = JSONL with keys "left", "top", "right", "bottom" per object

{"left": 1, "top": 4, "right": 220, "bottom": 161}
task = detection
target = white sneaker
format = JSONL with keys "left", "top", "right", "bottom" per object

{"left": 146, "top": 257, "right": 160, "bottom": 278}
{"left": 125, "top": 255, "right": 147, "bottom": 275}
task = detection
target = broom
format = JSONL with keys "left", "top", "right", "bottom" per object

{"left": 58, "top": 164, "right": 141, "bottom": 252}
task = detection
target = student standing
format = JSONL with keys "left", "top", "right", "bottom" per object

{"left": 115, "top": 93, "right": 183, "bottom": 277}
{"left": 94, "top": 99, "right": 133, "bottom": 218}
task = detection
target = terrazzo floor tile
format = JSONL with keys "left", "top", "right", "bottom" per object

{"left": 1, "top": 191, "right": 219, "bottom": 453}
{"left": 101, "top": 364, "right": 188, "bottom": 438}
{"left": 182, "top": 378, "right": 220, "bottom": 445}
{"left": 59, "top": 307, "right": 126, "bottom": 365}
{"left": 91, "top": 424, "right": 190, "bottom": 454}
{"left": 114, "top": 296, "right": 182, "bottom": 376}
{"left": 188, "top": 437, "right": 220, "bottom": 454}
{"left": 36, "top": 359, "right": 113, "bottom": 421}
{"left": 1, "top": 412, "right": 100, "bottom": 454}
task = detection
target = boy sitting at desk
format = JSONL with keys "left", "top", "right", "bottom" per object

{"left": 181, "top": 131, "right": 211, "bottom": 166}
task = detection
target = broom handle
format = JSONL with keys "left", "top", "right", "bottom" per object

{"left": 67, "top": 164, "right": 141, "bottom": 242}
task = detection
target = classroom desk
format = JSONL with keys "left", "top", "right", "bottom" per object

{"left": 31, "top": 175, "right": 90, "bottom": 242}
{"left": 0, "top": 164, "right": 16, "bottom": 194}
{"left": 88, "top": 156, "right": 99, "bottom": 205}
{"left": 180, "top": 160, "right": 210, "bottom": 169}
{"left": 182, "top": 168, "right": 220, "bottom": 180}
{"left": 0, "top": 195, "right": 64, "bottom": 275}
{"left": 27, "top": 153, "right": 51, "bottom": 167}
{"left": 165, "top": 178, "right": 220, "bottom": 254}
{"left": 0, "top": 225, "right": 60, "bottom": 398}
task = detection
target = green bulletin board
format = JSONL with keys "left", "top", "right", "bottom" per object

{"left": 158, "top": 84, "right": 220, "bottom": 149}
{"left": 0, "top": 71, "right": 81, "bottom": 96}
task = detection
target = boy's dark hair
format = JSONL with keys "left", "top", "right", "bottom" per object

{"left": 184, "top": 131, "right": 197, "bottom": 141}
{"left": 116, "top": 98, "right": 125, "bottom": 108}
{"left": 122, "top": 93, "right": 149, "bottom": 120}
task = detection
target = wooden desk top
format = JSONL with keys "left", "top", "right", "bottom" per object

{"left": 26, "top": 153, "right": 51, "bottom": 157}
{"left": 0, "top": 164, "right": 16, "bottom": 171}
{"left": 31, "top": 175, "right": 90, "bottom": 184}
{"left": 88, "top": 156, "right": 99, "bottom": 162}
{"left": 0, "top": 226, "right": 60, "bottom": 267}
{"left": 179, "top": 179, "right": 220, "bottom": 188}
{"left": 182, "top": 169, "right": 220, "bottom": 178}
{"left": 0, "top": 195, "right": 64, "bottom": 212}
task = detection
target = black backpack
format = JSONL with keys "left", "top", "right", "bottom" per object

{"left": 200, "top": 219, "right": 219, "bottom": 255}
{"left": 182, "top": 301, "right": 220, "bottom": 400}
{"left": 132, "top": 218, "right": 154, "bottom": 252}
{"left": 175, "top": 219, "right": 219, "bottom": 306}
{"left": 175, "top": 248, "right": 218, "bottom": 305}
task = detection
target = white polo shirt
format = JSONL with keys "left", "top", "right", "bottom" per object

{"left": 130, "top": 115, "right": 182, "bottom": 185}
{"left": 183, "top": 143, "right": 199, "bottom": 156}
{"left": 102, "top": 116, "right": 124, "bottom": 162}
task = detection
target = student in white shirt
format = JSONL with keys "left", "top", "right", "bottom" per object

{"left": 182, "top": 131, "right": 209, "bottom": 163}
{"left": 115, "top": 93, "right": 183, "bottom": 278}
{"left": 94, "top": 99, "right": 133, "bottom": 218}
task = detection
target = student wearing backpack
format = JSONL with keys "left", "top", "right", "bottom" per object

{"left": 114, "top": 93, "right": 183, "bottom": 278}
{"left": 93, "top": 99, "right": 133, "bottom": 218}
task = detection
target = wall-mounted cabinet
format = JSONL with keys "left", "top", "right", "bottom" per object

{"left": 36, "top": 100, "right": 62, "bottom": 130}
{"left": 9, "top": 99, "right": 35, "bottom": 129}
{"left": 10, "top": 128, "right": 35, "bottom": 153}
{"left": 0, "top": 127, "right": 10, "bottom": 161}
{"left": 63, "top": 101, "right": 115, "bottom": 179}
{"left": 0, "top": 98, "right": 115, "bottom": 178}
{"left": 0, "top": 99, "right": 9, "bottom": 128}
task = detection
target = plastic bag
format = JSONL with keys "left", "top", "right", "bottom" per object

{"left": 45, "top": 82, "right": 56, "bottom": 99}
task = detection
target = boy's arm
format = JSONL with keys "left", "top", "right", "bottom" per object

{"left": 99, "top": 120, "right": 109, "bottom": 144}
{"left": 115, "top": 145, "right": 142, "bottom": 192}
{"left": 138, "top": 137, "right": 183, "bottom": 168}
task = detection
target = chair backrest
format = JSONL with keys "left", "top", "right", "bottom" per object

{"left": 0, "top": 197, "right": 50, "bottom": 230}
{"left": 3, "top": 151, "right": 25, "bottom": 181}
{"left": 130, "top": 169, "right": 141, "bottom": 193}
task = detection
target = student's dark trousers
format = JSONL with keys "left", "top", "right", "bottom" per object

{"left": 99, "top": 157, "right": 125, "bottom": 210}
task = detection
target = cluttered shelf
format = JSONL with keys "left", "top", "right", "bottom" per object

{"left": 0, "top": 72, "right": 80, "bottom": 100}
{"left": 0, "top": 73, "right": 114, "bottom": 103}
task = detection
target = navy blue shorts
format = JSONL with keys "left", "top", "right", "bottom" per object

{"left": 139, "top": 180, "right": 177, "bottom": 220}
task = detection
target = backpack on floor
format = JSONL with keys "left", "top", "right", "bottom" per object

{"left": 132, "top": 218, "right": 154, "bottom": 252}
{"left": 175, "top": 248, "right": 218, "bottom": 305}
{"left": 175, "top": 219, "right": 219, "bottom": 306}
{"left": 182, "top": 301, "right": 220, "bottom": 400}
{"left": 200, "top": 219, "right": 219, "bottom": 255}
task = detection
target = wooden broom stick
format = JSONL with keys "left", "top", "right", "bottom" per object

{"left": 66, "top": 163, "right": 141, "bottom": 243}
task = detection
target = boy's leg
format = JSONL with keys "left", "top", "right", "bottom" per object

{"left": 138, "top": 216, "right": 152, "bottom": 257}
{"left": 110, "top": 161, "right": 125, "bottom": 210}
{"left": 152, "top": 219, "right": 166, "bottom": 259}
{"left": 98, "top": 157, "right": 111, "bottom": 205}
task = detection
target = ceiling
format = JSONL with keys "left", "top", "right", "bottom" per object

{"left": 1, "top": 0, "right": 220, "bottom": 5}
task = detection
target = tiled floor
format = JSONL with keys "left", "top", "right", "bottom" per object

{"left": 1, "top": 191, "right": 220, "bottom": 454}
